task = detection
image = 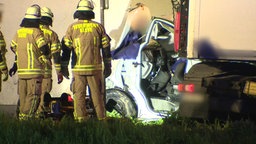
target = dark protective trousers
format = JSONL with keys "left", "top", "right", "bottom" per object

{"left": 18, "top": 78, "right": 42, "bottom": 120}
{"left": 72, "top": 72, "right": 106, "bottom": 120}
{"left": 37, "top": 78, "right": 52, "bottom": 113}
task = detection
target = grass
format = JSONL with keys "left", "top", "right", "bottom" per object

{"left": 0, "top": 114, "right": 256, "bottom": 144}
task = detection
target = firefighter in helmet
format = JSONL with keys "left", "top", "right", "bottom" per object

{"left": 9, "top": 5, "right": 50, "bottom": 120}
{"left": 0, "top": 3, "right": 8, "bottom": 92}
{"left": 61, "top": 0, "right": 112, "bottom": 121}
{"left": 37, "top": 7, "right": 63, "bottom": 116}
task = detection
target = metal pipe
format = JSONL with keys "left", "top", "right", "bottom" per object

{"left": 100, "top": 0, "right": 105, "bottom": 26}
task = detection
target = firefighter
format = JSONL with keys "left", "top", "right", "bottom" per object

{"left": 61, "top": 0, "right": 112, "bottom": 121}
{"left": 9, "top": 5, "right": 50, "bottom": 120}
{"left": 37, "top": 7, "right": 63, "bottom": 116}
{"left": 0, "top": 3, "right": 8, "bottom": 92}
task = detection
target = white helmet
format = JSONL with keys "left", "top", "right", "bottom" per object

{"left": 41, "top": 7, "right": 54, "bottom": 19}
{"left": 77, "top": 0, "right": 94, "bottom": 11}
{"left": 25, "top": 5, "right": 41, "bottom": 19}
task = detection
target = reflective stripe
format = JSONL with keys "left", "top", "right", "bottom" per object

{"left": 0, "top": 40, "right": 5, "bottom": 46}
{"left": 44, "top": 71, "right": 52, "bottom": 75}
{"left": 51, "top": 43, "right": 60, "bottom": 52}
{"left": 102, "top": 36, "right": 110, "bottom": 48}
{"left": 29, "top": 94, "right": 38, "bottom": 117}
{"left": 17, "top": 28, "right": 33, "bottom": 38}
{"left": 0, "top": 61, "right": 6, "bottom": 69}
{"left": 27, "top": 43, "right": 34, "bottom": 69}
{"left": 64, "top": 38, "right": 72, "bottom": 48}
{"left": 19, "top": 113, "right": 29, "bottom": 120}
{"left": 40, "top": 26, "right": 53, "bottom": 36}
{"left": 36, "top": 37, "right": 45, "bottom": 48}
{"left": 55, "top": 64, "right": 61, "bottom": 70}
{"left": 72, "top": 22, "right": 99, "bottom": 33}
{"left": 18, "top": 69, "right": 42, "bottom": 75}
{"left": 72, "top": 64, "right": 102, "bottom": 71}
{"left": 94, "top": 37, "right": 98, "bottom": 64}
{"left": 74, "top": 38, "right": 81, "bottom": 65}
{"left": 104, "top": 58, "right": 112, "bottom": 63}
{"left": 11, "top": 40, "right": 18, "bottom": 47}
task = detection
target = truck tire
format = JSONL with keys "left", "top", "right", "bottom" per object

{"left": 106, "top": 89, "right": 137, "bottom": 118}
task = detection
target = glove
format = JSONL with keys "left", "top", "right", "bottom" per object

{"left": 61, "top": 66, "right": 70, "bottom": 79}
{"left": 104, "top": 68, "right": 111, "bottom": 78}
{"left": 1, "top": 68, "right": 8, "bottom": 81}
{"left": 57, "top": 72, "right": 63, "bottom": 84}
{"left": 104, "top": 67, "right": 112, "bottom": 78}
{"left": 104, "top": 62, "right": 112, "bottom": 78}
{"left": 9, "top": 63, "right": 17, "bottom": 77}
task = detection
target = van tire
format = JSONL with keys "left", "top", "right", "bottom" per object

{"left": 106, "top": 89, "right": 137, "bottom": 118}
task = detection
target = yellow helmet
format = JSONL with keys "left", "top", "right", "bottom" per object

{"left": 25, "top": 5, "right": 41, "bottom": 19}
{"left": 41, "top": 7, "right": 54, "bottom": 18}
{"left": 77, "top": 0, "right": 94, "bottom": 11}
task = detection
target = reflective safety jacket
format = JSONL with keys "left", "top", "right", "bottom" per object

{"left": 11, "top": 28, "right": 48, "bottom": 79}
{"left": 0, "top": 31, "right": 7, "bottom": 92}
{"left": 0, "top": 31, "right": 7, "bottom": 71}
{"left": 40, "top": 25, "right": 61, "bottom": 78}
{"left": 63, "top": 20, "right": 111, "bottom": 75}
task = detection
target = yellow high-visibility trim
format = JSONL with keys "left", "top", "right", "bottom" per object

{"left": 18, "top": 69, "right": 42, "bottom": 75}
{"left": 41, "top": 27, "right": 53, "bottom": 37}
{"left": 0, "top": 66, "right": 6, "bottom": 70}
{"left": 72, "top": 23, "right": 98, "bottom": 33}
{"left": 102, "top": 36, "right": 110, "bottom": 48}
{"left": 27, "top": 43, "right": 34, "bottom": 69}
{"left": 102, "top": 41, "right": 108, "bottom": 45}
{"left": 102, "top": 37, "right": 108, "bottom": 41}
{"left": 72, "top": 64, "right": 102, "bottom": 71}
{"left": 73, "top": 64, "right": 102, "bottom": 68}
{"left": 18, "top": 72, "right": 42, "bottom": 75}
{"left": 0, "top": 44, "right": 5, "bottom": 47}
{"left": 0, "top": 61, "right": 6, "bottom": 65}
{"left": 94, "top": 37, "right": 98, "bottom": 64}
{"left": 72, "top": 68, "right": 102, "bottom": 72}
{"left": 19, "top": 113, "right": 29, "bottom": 120}
{"left": 17, "top": 28, "right": 33, "bottom": 38}
{"left": 36, "top": 37, "right": 45, "bottom": 48}
{"left": 55, "top": 64, "right": 61, "bottom": 70}
{"left": 18, "top": 68, "right": 42, "bottom": 70}
{"left": 31, "top": 44, "right": 34, "bottom": 69}
{"left": 0, "top": 61, "right": 6, "bottom": 69}
{"left": 27, "top": 44, "right": 31, "bottom": 69}
{"left": 51, "top": 43, "right": 60, "bottom": 52}
{"left": 64, "top": 38, "right": 72, "bottom": 48}
{"left": 0, "top": 40, "right": 5, "bottom": 46}
{"left": 74, "top": 38, "right": 81, "bottom": 65}
{"left": 11, "top": 40, "right": 18, "bottom": 47}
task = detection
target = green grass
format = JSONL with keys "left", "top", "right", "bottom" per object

{"left": 0, "top": 114, "right": 255, "bottom": 144}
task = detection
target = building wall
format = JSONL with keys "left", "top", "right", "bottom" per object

{"left": 0, "top": 0, "right": 172, "bottom": 104}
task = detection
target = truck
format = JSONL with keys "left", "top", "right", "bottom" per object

{"left": 176, "top": 0, "right": 256, "bottom": 119}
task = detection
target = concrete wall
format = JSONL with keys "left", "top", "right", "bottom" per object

{"left": 0, "top": 0, "right": 172, "bottom": 104}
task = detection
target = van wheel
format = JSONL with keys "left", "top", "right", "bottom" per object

{"left": 106, "top": 89, "right": 137, "bottom": 118}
